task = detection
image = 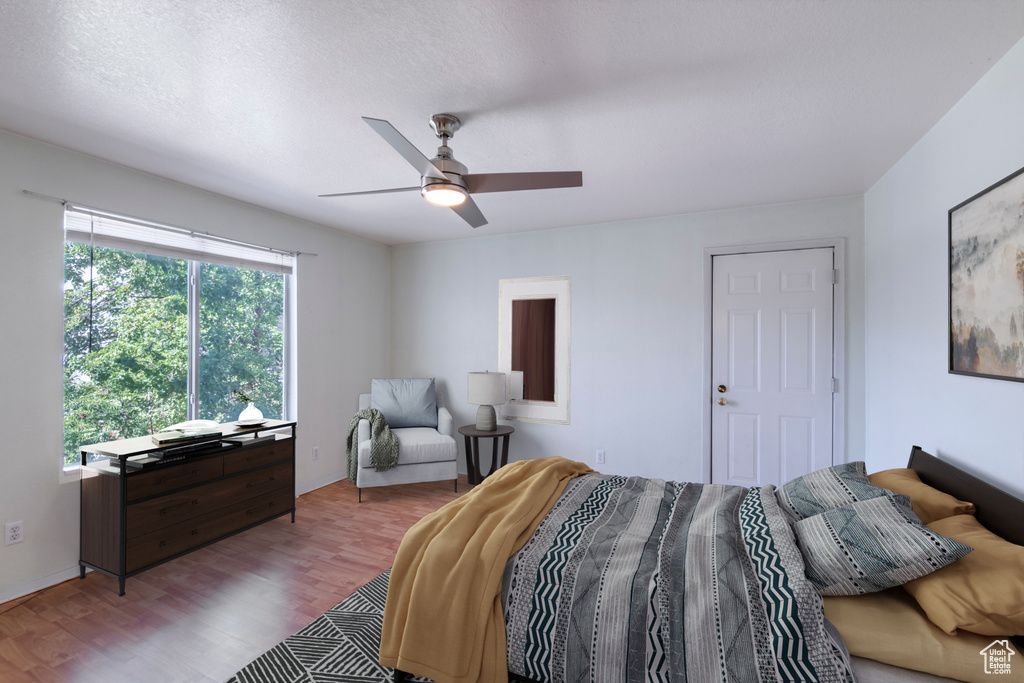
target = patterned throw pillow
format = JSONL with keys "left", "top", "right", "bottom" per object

{"left": 794, "top": 495, "right": 973, "bottom": 597}
{"left": 777, "top": 461, "right": 893, "bottom": 521}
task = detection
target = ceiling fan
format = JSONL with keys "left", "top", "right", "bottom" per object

{"left": 319, "top": 114, "right": 583, "bottom": 228}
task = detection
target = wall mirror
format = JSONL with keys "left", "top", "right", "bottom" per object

{"left": 499, "top": 276, "right": 570, "bottom": 424}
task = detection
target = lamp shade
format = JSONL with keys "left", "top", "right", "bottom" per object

{"left": 467, "top": 371, "right": 507, "bottom": 406}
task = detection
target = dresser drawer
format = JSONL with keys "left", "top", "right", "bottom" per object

{"left": 224, "top": 440, "right": 290, "bottom": 474}
{"left": 126, "top": 461, "right": 293, "bottom": 539}
{"left": 126, "top": 487, "right": 293, "bottom": 572}
{"left": 126, "top": 457, "right": 224, "bottom": 502}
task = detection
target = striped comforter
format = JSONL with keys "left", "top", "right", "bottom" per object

{"left": 501, "top": 474, "right": 855, "bottom": 683}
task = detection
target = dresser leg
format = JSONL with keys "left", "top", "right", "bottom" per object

{"left": 79, "top": 564, "right": 85, "bottom": 580}
{"left": 118, "top": 577, "right": 126, "bottom": 596}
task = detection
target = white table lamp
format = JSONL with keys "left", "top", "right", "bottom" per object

{"left": 468, "top": 371, "right": 507, "bottom": 431}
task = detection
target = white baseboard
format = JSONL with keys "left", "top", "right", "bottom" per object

{"left": 297, "top": 474, "right": 349, "bottom": 497}
{"left": 0, "top": 565, "right": 82, "bottom": 605}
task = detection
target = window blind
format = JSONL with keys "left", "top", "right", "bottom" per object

{"left": 64, "top": 206, "right": 295, "bottom": 275}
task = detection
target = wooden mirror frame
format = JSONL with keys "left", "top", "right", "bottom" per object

{"left": 498, "top": 276, "right": 570, "bottom": 424}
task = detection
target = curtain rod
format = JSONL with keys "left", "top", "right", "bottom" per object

{"left": 22, "top": 189, "right": 317, "bottom": 257}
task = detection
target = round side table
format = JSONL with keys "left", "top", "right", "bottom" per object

{"left": 458, "top": 424, "right": 514, "bottom": 485}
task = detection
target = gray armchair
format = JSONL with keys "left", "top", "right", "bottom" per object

{"left": 355, "top": 387, "right": 458, "bottom": 501}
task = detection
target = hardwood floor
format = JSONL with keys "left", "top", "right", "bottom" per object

{"left": 0, "top": 477, "right": 466, "bottom": 683}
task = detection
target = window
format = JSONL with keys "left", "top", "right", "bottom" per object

{"left": 62, "top": 208, "right": 293, "bottom": 467}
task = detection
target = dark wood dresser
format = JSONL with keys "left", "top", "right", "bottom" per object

{"left": 79, "top": 420, "right": 297, "bottom": 595}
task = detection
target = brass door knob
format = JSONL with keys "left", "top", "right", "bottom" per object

{"left": 717, "top": 385, "right": 727, "bottom": 393}
{"left": 717, "top": 397, "right": 728, "bottom": 406}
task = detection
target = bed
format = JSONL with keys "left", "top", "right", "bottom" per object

{"left": 380, "top": 447, "right": 1024, "bottom": 683}
{"left": 831, "top": 447, "right": 1024, "bottom": 683}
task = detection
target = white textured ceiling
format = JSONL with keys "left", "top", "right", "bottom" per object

{"left": 1, "top": 1, "right": 1022, "bottom": 245}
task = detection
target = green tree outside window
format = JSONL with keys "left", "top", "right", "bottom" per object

{"left": 63, "top": 243, "right": 285, "bottom": 466}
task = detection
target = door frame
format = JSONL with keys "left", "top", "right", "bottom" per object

{"left": 702, "top": 238, "right": 846, "bottom": 484}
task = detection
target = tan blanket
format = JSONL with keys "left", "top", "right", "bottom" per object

{"left": 378, "top": 456, "right": 594, "bottom": 683}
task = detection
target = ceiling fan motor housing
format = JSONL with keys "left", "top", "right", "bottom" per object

{"left": 421, "top": 154, "right": 468, "bottom": 197}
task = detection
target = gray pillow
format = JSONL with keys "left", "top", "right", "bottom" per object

{"left": 777, "top": 461, "right": 893, "bottom": 521}
{"left": 370, "top": 378, "right": 437, "bottom": 429}
{"left": 794, "top": 495, "right": 973, "bottom": 596}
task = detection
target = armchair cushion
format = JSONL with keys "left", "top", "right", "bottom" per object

{"left": 358, "top": 428, "right": 456, "bottom": 468}
{"left": 370, "top": 378, "right": 437, "bottom": 429}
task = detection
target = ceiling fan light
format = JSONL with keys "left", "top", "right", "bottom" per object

{"left": 422, "top": 183, "right": 467, "bottom": 207}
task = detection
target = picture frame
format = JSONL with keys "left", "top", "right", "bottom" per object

{"left": 498, "top": 276, "right": 571, "bottom": 424}
{"left": 949, "top": 164, "right": 1024, "bottom": 382}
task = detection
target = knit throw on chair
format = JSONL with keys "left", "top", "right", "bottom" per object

{"left": 346, "top": 408, "right": 399, "bottom": 483}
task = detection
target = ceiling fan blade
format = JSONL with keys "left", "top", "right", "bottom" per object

{"left": 464, "top": 171, "right": 583, "bottom": 194}
{"left": 318, "top": 187, "right": 419, "bottom": 198}
{"left": 451, "top": 195, "right": 488, "bottom": 228}
{"left": 362, "top": 117, "right": 447, "bottom": 181}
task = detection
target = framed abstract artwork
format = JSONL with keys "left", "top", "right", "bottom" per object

{"left": 949, "top": 164, "right": 1024, "bottom": 382}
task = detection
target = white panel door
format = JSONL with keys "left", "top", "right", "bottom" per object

{"left": 711, "top": 248, "right": 835, "bottom": 487}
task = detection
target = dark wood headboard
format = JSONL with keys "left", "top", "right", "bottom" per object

{"left": 907, "top": 445, "right": 1024, "bottom": 546}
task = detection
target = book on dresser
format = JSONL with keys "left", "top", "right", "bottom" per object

{"left": 78, "top": 419, "right": 298, "bottom": 595}
{"left": 152, "top": 418, "right": 222, "bottom": 445}
{"left": 222, "top": 433, "right": 278, "bottom": 447}
{"left": 151, "top": 429, "right": 220, "bottom": 445}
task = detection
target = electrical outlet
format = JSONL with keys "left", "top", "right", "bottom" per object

{"left": 312, "top": 445, "right": 320, "bottom": 461}
{"left": 5, "top": 520, "right": 24, "bottom": 546}
{"left": 595, "top": 450, "right": 605, "bottom": 465}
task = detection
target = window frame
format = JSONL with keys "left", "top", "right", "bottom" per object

{"left": 62, "top": 208, "right": 294, "bottom": 473}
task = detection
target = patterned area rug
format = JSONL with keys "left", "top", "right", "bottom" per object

{"left": 226, "top": 569, "right": 433, "bottom": 683}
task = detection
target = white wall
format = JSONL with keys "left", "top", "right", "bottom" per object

{"left": 0, "top": 130, "right": 391, "bottom": 601}
{"left": 391, "top": 196, "right": 865, "bottom": 483}
{"left": 864, "top": 38, "right": 1024, "bottom": 497}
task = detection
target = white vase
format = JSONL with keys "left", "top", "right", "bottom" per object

{"left": 239, "top": 402, "right": 263, "bottom": 421}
